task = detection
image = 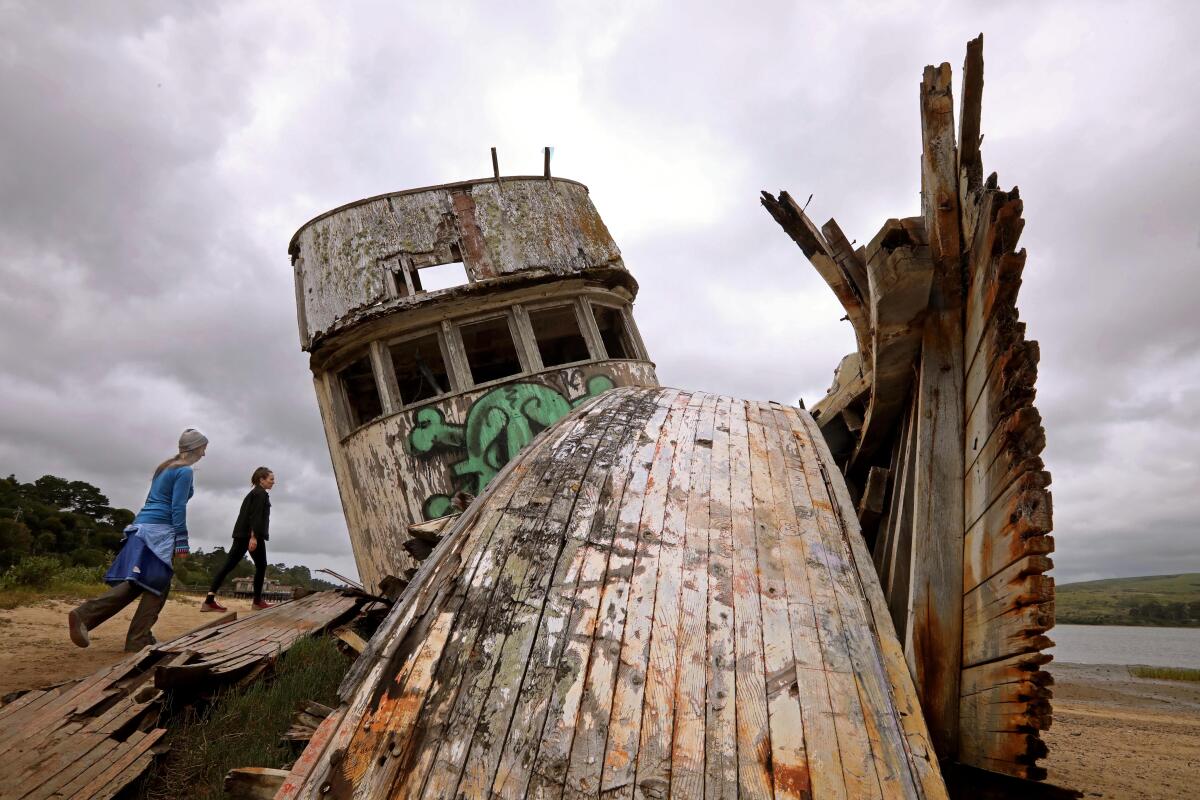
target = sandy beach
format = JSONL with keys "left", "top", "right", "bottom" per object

{"left": 0, "top": 594, "right": 257, "bottom": 697}
{"left": 1045, "top": 662, "right": 1200, "bottom": 798}
{"left": 2, "top": 599, "right": 1198, "bottom": 798}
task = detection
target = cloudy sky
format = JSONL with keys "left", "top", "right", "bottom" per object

{"left": 1, "top": 1, "right": 1196, "bottom": 584}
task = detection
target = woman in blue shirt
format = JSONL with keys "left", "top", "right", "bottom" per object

{"left": 68, "top": 428, "right": 208, "bottom": 651}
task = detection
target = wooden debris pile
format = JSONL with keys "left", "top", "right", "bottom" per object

{"left": 0, "top": 591, "right": 365, "bottom": 800}
{"left": 763, "top": 35, "right": 1055, "bottom": 782}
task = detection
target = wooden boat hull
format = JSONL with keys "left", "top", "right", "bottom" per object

{"left": 279, "top": 387, "right": 948, "bottom": 799}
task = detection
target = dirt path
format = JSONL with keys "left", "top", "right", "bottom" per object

{"left": 1045, "top": 662, "right": 1200, "bottom": 799}
{"left": 0, "top": 593, "right": 257, "bottom": 697}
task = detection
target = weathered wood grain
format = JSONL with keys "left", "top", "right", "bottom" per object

{"left": 963, "top": 556, "right": 1055, "bottom": 669}
{"left": 851, "top": 222, "right": 935, "bottom": 470}
{"left": 279, "top": 388, "right": 952, "bottom": 799}
{"left": 789, "top": 405, "right": 947, "bottom": 800}
{"left": 562, "top": 391, "right": 684, "bottom": 798}
{"left": 725, "top": 399, "right": 775, "bottom": 800}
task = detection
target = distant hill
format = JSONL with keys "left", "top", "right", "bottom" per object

{"left": 1056, "top": 573, "right": 1200, "bottom": 627}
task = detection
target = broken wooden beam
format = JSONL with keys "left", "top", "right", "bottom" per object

{"left": 761, "top": 189, "right": 872, "bottom": 354}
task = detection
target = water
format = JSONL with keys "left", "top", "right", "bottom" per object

{"left": 1048, "top": 624, "right": 1200, "bottom": 667}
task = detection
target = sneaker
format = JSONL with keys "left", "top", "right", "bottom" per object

{"left": 68, "top": 609, "right": 90, "bottom": 648}
{"left": 252, "top": 599, "right": 273, "bottom": 610}
{"left": 201, "top": 598, "right": 228, "bottom": 612}
{"left": 124, "top": 632, "right": 156, "bottom": 653}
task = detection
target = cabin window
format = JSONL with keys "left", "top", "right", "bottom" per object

{"left": 592, "top": 303, "right": 636, "bottom": 360}
{"left": 338, "top": 356, "right": 383, "bottom": 429}
{"left": 529, "top": 305, "right": 590, "bottom": 367}
{"left": 390, "top": 332, "right": 451, "bottom": 405}
{"left": 460, "top": 315, "right": 523, "bottom": 385}
{"left": 413, "top": 260, "right": 470, "bottom": 293}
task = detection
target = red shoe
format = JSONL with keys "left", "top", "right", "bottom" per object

{"left": 252, "top": 600, "right": 274, "bottom": 610}
{"left": 201, "top": 598, "right": 228, "bottom": 612}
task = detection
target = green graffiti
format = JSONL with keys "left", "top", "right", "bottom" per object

{"left": 410, "top": 375, "right": 615, "bottom": 518}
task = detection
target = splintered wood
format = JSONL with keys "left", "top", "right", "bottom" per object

{"left": 276, "top": 388, "right": 949, "bottom": 799}
{"left": 0, "top": 591, "right": 362, "bottom": 800}
{"left": 765, "top": 35, "right": 1055, "bottom": 782}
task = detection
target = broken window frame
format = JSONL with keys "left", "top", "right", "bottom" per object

{"left": 454, "top": 310, "right": 531, "bottom": 389}
{"left": 585, "top": 299, "right": 643, "bottom": 361}
{"left": 382, "top": 247, "right": 474, "bottom": 300}
{"left": 383, "top": 327, "right": 457, "bottom": 409}
{"left": 333, "top": 351, "right": 385, "bottom": 435}
{"left": 523, "top": 300, "right": 596, "bottom": 370}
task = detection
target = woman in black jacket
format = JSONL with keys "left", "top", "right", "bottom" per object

{"left": 202, "top": 466, "right": 274, "bottom": 611}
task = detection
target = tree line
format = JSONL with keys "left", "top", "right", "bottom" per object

{"left": 0, "top": 473, "right": 334, "bottom": 591}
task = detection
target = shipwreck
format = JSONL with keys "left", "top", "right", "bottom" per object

{"left": 279, "top": 35, "right": 1058, "bottom": 799}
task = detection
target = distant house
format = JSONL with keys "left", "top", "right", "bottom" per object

{"left": 231, "top": 577, "right": 293, "bottom": 601}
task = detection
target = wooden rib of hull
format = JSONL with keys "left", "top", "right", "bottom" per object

{"left": 279, "top": 387, "right": 948, "bottom": 799}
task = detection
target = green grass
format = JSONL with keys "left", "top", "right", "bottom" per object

{"left": 0, "top": 557, "right": 110, "bottom": 609}
{"left": 1055, "top": 572, "right": 1200, "bottom": 627}
{"left": 0, "top": 580, "right": 109, "bottom": 610}
{"left": 1129, "top": 666, "right": 1200, "bottom": 682}
{"left": 137, "top": 635, "right": 351, "bottom": 800}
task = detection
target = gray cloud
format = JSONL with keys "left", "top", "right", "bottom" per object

{"left": 1, "top": 1, "right": 1196, "bottom": 585}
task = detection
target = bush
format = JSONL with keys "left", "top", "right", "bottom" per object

{"left": 58, "top": 563, "right": 107, "bottom": 585}
{"left": 0, "top": 554, "right": 65, "bottom": 589}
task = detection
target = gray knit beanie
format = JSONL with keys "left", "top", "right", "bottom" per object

{"left": 179, "top": 428, "right": 209, "bottom": 452}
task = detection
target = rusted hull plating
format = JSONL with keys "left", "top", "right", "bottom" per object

{"left": 278, "top": 388, "right": 948, "bottom": 799}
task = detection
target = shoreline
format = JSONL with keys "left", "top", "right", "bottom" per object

{"left": 1045, "top": 661, "right": 1200, "bottom": 799}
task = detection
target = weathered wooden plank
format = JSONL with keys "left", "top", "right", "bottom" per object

{"left": 963, "top": 472, "right": 1053, "bottom": 593}
{"left": 963, "top": 556, "right": 1054, "bottom": 669}
{"left": 957, "top": 35, "right": 985, "bottom": 206}
{"left": 963, "top": 306, "right": 1026, "bottom": 433}
{"left": 73, "top": 727, "right": 166, "bottom": 800}
{"left": 775, "top": 405, "right": 896, "bottom": 800}
{"left": 224, "top": 766, "right": 291, "bottom": 799}
{"left": 419, "top": 393, "right": 625, "bottom": 797}
{"left": 965, "top": 337, "right": 1039, "bottom": 481}
{"left": 790, "top": 407, "right": 947, "bottom": 800}
{"left": 725, "top": 401, "right": 774, "bottom": 798}
{"left": 964, "top": 193, "right": 1025, "bottom": 374}
{"left": 663, "top": 394, "right": 717, "bottom": 799}
{"left": 823, "top": 218, "right": 870, "bottom": 305}
{"left": 491, "top": 395, "right": 653, "bottom": 798}
{"left": 562, "top": 391, "right": 684, "bottom": 798}
{"left": 920, "top": 61, "right": 962, "bottom": 279}
{"left": 600, "top": 391, "right": 695, "bottom": 796}
{"left": 959, "top": 649, "right": 1054, "bottom": 782}
{"left": 344, "top": 397, "right": 620, "bottom": 800}
{"left": 883, "top": 396, "right": 919, "bottom": 639}
{"left": 851, "top": 223, "right": 935, "bottom": 469}
{"left": 745, "top": 401, "right": 813, "bottom": 800}
{"left": 960, "top": 651, "right": 1052, "bottom": 697}
{"left": 766, "top": 402, "right": 862, "bottom": 800}
{"left": 702, "top": 396, "right": 737, "bottom": 800}
{"left": 965, "top": 407, "right": 1046, "bottom": 533}
{"left": 630, "top": 393, "right": 706, "bottom": 800}
{"left": 907, "top": 330, "right": 966, "bottom": 759}
{"left": 812, "top": 352, "right": 872, "bottom": 430}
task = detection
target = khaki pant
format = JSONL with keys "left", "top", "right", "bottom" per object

{"left": 72, "top": 581, "right": 168, "bottom": 651}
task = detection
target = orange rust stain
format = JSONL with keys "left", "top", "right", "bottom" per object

{"left": 772, "top": 761, "right": 813, "bottom": 800}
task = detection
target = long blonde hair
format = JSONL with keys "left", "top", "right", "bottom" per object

{"left": 153, "top": 448, "right": 204, "bottom": 478}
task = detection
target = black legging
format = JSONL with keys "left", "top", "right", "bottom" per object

{"left": 209, "top": 537, "right": 267, "bottom": 600}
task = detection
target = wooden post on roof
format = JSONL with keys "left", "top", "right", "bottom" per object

{"left": 907, "top": 58, "right": 966, "bottom": 760}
